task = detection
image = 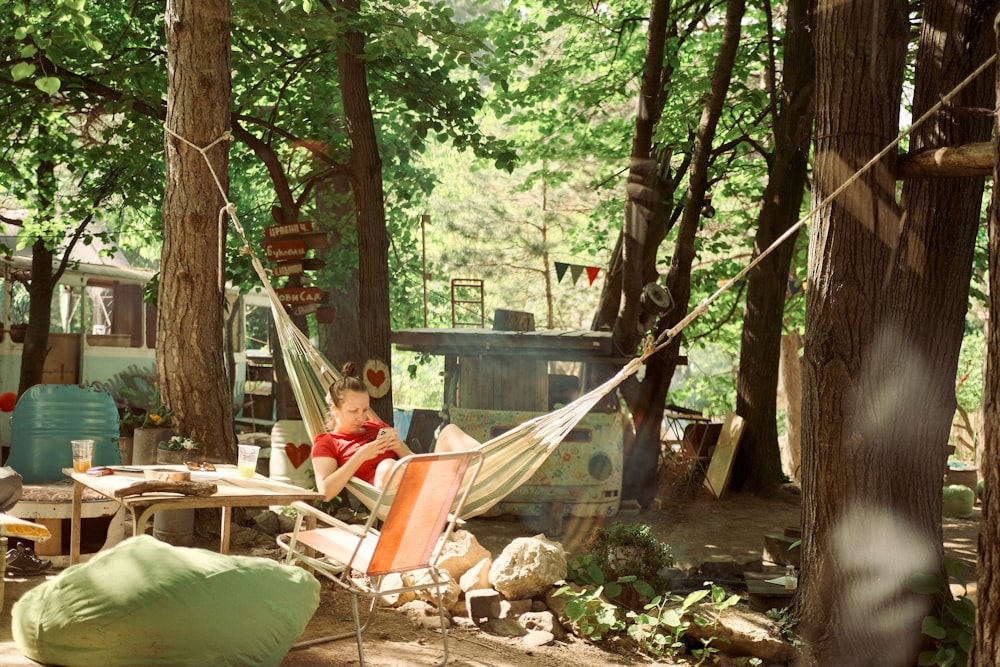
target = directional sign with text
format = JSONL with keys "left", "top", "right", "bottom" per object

{"left": 276, "top": 287, "right": 327, "bottom": 306}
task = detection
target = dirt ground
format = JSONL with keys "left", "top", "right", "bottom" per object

{"left": 0, "top": 485, "right": 980, "bottom": 667}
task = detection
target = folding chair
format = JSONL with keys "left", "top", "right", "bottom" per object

{"left": 277, "top": 450, "right": 483, "bottom": 667}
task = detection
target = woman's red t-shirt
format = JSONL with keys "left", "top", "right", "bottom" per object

{"left": 312, "top": 418, "right": 395, "bottom": 484}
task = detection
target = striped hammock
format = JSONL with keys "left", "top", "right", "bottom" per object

{"left": 252, "top": 246, "right": 647, "bottom": 518}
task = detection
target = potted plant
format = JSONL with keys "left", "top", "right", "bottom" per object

{"left": 132, "top": 399, "right": 174, "bottom": 465}
{"left": 117, "top": 409, "right": 146, "bottom": 465}
{"left": 156, "top": 435, "right": 201, "bottom": 465}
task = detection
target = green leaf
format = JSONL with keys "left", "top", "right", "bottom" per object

{"left": 682, "top": 589, "right": 710, "bottom": 608}
{"left": 19, "top": 45, "right": 37, "bottom": 59}
{"left": 11, "top": 62, "right": 36, "bottom": 82}
{"left": 918, "top": 649, "right": 939, "bottom": 666}
{"left": 947, "top": 597, "right": 976, "bottom": 627}
{"left": 909, "top": 572, "right": 943, "bottom": 595}
{"left": 633, "top": 580, "right": 656, "bottom": 598}
{"left": 921, "top": 615, "right": 947, "bottom": 640}
{"left": 35, "top": 77, "right": 61, "bottom": 94}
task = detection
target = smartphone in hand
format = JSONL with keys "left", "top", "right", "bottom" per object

{"left": 377, "top": 427, "right": 395, "bottom": 439}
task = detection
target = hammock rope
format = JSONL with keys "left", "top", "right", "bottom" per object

{"left": 162, "top": 52, "right": 993, "bottom": 515}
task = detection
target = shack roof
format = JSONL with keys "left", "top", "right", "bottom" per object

{"left": 391, "top": 327, "right": 632, "bottom": 364}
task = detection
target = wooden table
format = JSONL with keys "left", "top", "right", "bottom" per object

{"left": 65, "top": 465, "right": 323, "bottom": 565}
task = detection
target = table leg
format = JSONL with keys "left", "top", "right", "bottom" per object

{"left": 70, "top": 481, "right": 83, "bottom": 565}
{"left": 220, "top": 506, "right": 231, "bottom": 554}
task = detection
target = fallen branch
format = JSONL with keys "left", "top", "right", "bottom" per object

{"left": 114, "top": 481, "right": 218, "bottom": 499}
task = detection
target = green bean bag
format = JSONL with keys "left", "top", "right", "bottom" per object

{"left": 12, "top": 535, "right": 320, "bottom": 667}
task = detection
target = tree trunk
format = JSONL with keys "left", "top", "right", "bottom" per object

{"left": 621, "top": 0, "right": 745, "bottom": 506}
{"left": 337, "top": 0, "right": 393, "bottom": 421}
{"left": 19, "top": 239, "right": 55, "bottom": 395}
{"left": 890, "top": 3, "right": 995, "bottom": 664}
{"left": 316, "top": 171, "right": 362, "bottom": 370}
{"left": 799, "top": 0, "right": 914, "bottom": 661}
{"left": 974, "top": 12, "right": 1000, "bottom": 665}
{"left": 161, "top": 0, "right": 235, "bottom": 461}
{"left": 732, "top": 0, "right": 814, "bottom": 493}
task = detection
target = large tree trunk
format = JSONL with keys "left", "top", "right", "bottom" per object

{"left": 317, "top": 171, "right": 362, "bottom": 369}
{"left": 799, "top": 0, "right": 914, "bottom": 661}
{"left": 337, "top": 0, "right": 393, "bottom": 420}
{"left": 620, "top": 0, "right": 745, "bottom": 507}
{"left": 889, "top": 4, "right": 994, "bottom": 664}
{"left": 19, "top": 239, "right": 55, "bottom": 395}
{"left": 974, "top": 13, "right": 1000, "bottom": 665}
{"left": 731, "top": 0, "right": 814, "bottom": 493}
{"left": 161, "top": 0, "right": 235, "bottom": 461}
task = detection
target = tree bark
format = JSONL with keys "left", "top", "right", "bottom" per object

{"left": 974, "top": 11, "right": 1000, "bottom": 664}
{"left": 337, "top": 0, "right": 393, "bottom": 420}
{"left": 620, "top": 0, "right": 746, "bottom": 507}
{"left": 802, "top": 3, "right": 994, "bottom": 661}
{"left": 161, "top": 0, "right": 235, "bottom": 461}
{"left": 891, "top": 5, "right": 995, "bottom": 663}
{"left": 732, "top": 0, "right": 814, "bottom": 493}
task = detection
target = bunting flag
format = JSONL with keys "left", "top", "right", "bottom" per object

{"left": 554, "top": 261, "right": 602, "bottom": 286}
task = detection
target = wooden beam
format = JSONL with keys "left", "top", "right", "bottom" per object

{"left": 897, "top": 142, "right": 993, "bottom": 178}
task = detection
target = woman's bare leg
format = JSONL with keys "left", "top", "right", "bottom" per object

{"left": 433, "top": 424, "right": 480, "bottom": 452}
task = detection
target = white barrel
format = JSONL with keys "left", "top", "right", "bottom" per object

{"left": 269, "top": 420, "right": 314, "bottom": 489}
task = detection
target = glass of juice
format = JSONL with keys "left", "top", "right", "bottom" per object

{"left": 237, "top": 444, "right": 259, "bottom": 478}
{"left": 72, "top": 439, "right": 94, "bottom": 473}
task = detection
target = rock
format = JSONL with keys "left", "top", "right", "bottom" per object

{"left": 438, "top": 530, "right": 492, "bottom": 580}
{"left": 519, "top": 610, "right": 567, "bottom": 640}
{"left": 466, "top": 589, "right": 502, "bottom": 622}
{"left": 229, "top": 524, "right": 258, "bottom": 547}
{"left": 252, "top": 509, "right": 279, "bottom": 535}
{"left": 480, "top": 617, "right": 529, "bottom": 637}
{"left": 398, "top": 600, "right": 451, "bottom": 630}
{"left": 500, "top": 599, "right": 532, "bottom": 619}
{"left": 490, "top": 535, "right": 567, "bottom": 599}
{"left": 523, "top": 630, "right": 555, "bottom": 647}
{"left": 683, "top": 604, "right": 799, "bottom": 663}
{"left": 375, "top": 573, "right": 416, "bottom": 607}
{"left": 410, "top": 570, "right": 460, "bottom": 610}
{"left": 459, "top": 557, "right": 493, "bottom": 592}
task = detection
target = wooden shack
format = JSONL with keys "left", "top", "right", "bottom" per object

{"left": 392, "top": 310, "right": 629, "bottom": 413}
{"left": 391, "top": 312, "right": 632, "bottom": 527}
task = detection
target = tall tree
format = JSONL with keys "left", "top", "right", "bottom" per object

{"left": 800, "top": 1, "right": 985, "bottom": 665}
{"left": 731, "top": 0, "right": 815, "bottom": 493}
{"left": 975, "top": 10, "right": 1000, "bottom": 664}
{"left": 331, "top": 0, "right": 394, "bottom": 419}
{"left": 890, "top": 3, "right": 995, "bottom": 665}
{"left": 620, "top": 0, "right": 746, "bottom": 506}
{"left": 160, "top": 0, "right": 235, "bottom": 459}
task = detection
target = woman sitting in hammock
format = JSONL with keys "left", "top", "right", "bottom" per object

{"left": 312, "top": 362, "right": 480, "bottom": 502}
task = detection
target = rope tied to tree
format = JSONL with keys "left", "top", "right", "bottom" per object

{"left": 641, "top": 52, "right": 998, "bottom": 364}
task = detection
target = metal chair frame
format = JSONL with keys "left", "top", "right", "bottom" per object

{"left": 277, "top": 450, "right": 483, "bottom": 667}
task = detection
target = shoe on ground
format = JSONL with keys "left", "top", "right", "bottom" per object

{"left": 6, "top": 541, "right": 52, "bottom": 576}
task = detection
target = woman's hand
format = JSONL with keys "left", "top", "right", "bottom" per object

{"left": 373, "top": 429, "right": 405, "bottom": 455}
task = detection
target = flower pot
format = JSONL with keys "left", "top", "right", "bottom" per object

{"left": 156, "top": 445, "right": 198, "bottom": 466}
{"left": 118, "top": 436, "right": 134, "bottom": 466}
{"left": 153, "top": 444, "right": 196, "bottom": 546}
{"left": 132, "top": 427, "right": 174, "bottom": 465}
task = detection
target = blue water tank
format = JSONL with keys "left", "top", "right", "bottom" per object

{"left": 8, "top": 384, "right": 121, "bottom": 483}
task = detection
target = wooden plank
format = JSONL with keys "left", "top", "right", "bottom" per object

{"left": 703, "top": 413, "right": 745, "bottom": 499}
{"left": 391, "top": 328, "right": 625, "bottom": 361}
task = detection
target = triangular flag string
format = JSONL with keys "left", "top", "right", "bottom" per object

{"left": 553, "top": 261, "right": 601, "bottom": 286}
{"left": 554, "top": 262, "right": 569, "bottom": 283}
